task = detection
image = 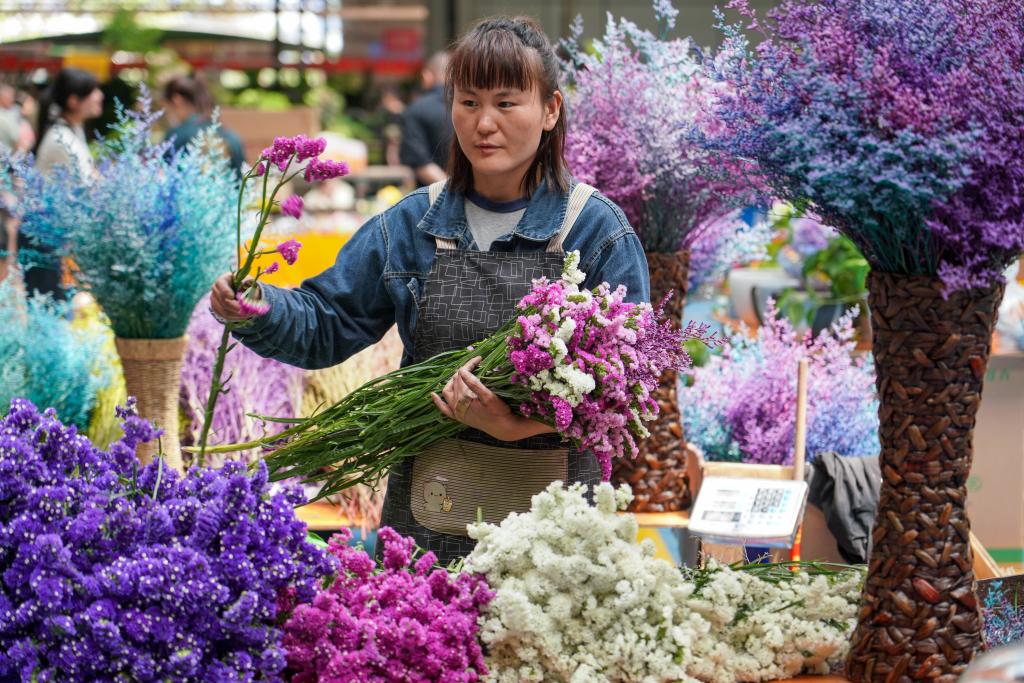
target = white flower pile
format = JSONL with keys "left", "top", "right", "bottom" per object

{"left": 465, "top": 482, "right": 864, "bottom": 683}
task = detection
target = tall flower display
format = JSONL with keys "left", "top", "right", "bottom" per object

{"left": 563, "top": 0, "right": 757, "bottom": 511}
{"left": 1, "top": 92, "right": 239, "bottom": 467}
{"left": 0, "top": 399, "right": 334, "bottom": 681}
{"left": 703, "top": 0, "right": 1024, "bottom": 676}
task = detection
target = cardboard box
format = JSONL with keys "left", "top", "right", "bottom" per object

{"left": 968, "top": 351, "right": 1024, "bottom": 572}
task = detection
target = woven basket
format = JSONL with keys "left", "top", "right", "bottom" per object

{"left": 611, "top": 249, "right": 692, "bottom": 512}
{"left": 846, "top": 272, "right": 1004, "bottom": 681}
{"left": 114, "top": 336, "right": 188, "bottom": 472}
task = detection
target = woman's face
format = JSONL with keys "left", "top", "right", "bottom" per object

{"left": 452, "top": 82, "right": 561, "bottom": 191}
{"left": 68, "top": 88, "right": 104, "bottom": 120}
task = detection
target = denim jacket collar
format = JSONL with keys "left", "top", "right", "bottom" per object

{"left": 415, "top": 178, "right": 573, "bottom": 243}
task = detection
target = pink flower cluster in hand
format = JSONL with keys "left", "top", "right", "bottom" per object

{"left": 236, "top": 283, "right": 270, "bottom": 317}
{"left": 282, "top": 527, "right": 493, "bottom": 683}
{"left": 276, "top": 238, "right": 302, "bottom": 265}
{"left": 507, "top": 252, "right": 719, "bottom": 479}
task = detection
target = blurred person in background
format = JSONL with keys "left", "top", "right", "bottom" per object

{"left": 12, "top": 68, "right": 104, "bottom": 298}
{"left": 0, "top": 84, "right": 21, "bottom": 154}
{"left": 400, "top": 51, "right": 453, "bottom": 186}
{"left": 163, "top": 75, "right": 245, "bottom": 174}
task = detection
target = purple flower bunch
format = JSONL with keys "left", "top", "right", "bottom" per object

{"left": 687, "top": 209, "right": 773, "bottom": 291}
{"left": 704, "top": 0, "right": 1024, "bottom": 291}
{"left": 562, "top": 1, "right": 756, "bottom": 253}
{"left": 681, "top": 303, "right": 879, "bottom": 464}
{"left": 507, "top": 254, "right": 719, "bottom": 478}
{"left": 0, "top": 398, "right": 334, "bottom": 682}
{"left": 281, "top": 527, "right": 493, "bottom": 683}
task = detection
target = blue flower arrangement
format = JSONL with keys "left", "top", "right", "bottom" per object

{"left": 0, "top": 281, "right": 110, "bottom": 429}
{"left": 3, "top": 91, "right": 239, "bottom": 338}
{"left": 0, "top": 398, "right": 335, "bottom": 681}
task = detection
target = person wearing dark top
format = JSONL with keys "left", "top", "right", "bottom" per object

{"left": 399, "top": 51, "right": 453, "bottom": 186}
{"left": 162, "top": 75, "right": 245, "bottom": 174}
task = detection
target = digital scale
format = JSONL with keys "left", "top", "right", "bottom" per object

{"left": 688, "top": 477, "right": 809, "bottom": 547}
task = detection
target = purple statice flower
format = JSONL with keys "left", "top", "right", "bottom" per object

{"left": 302, "top": 158, "right": 349, "bottom": 183}
{"left": 280, "top": 194, "right": 303, "bottom": 220}
{"left": 275, "top": 238, "right": 302, "bottom": 266}
{"left": 563, "top": 1, "right": 759, "bottom": 253}
{"left": 703, "top": 0, "right": 1024, "bottom": 292}
{"left": 687, "top": 209, "right": 773, "bottom": 291}
{"left": 292, "top": 135, "right": 327, "bottom": 163}
{"left": 263, "top": 261, "right": 280, "bottom": 275}
{"left": 252, "top": 161, "right": 266, "bottom": 177}
{"left": 281, "top": 527, "right": 492, "bottom": 682}
{"left": 681, "top": 301, "right": 879, "bottom": 464}
{"left": 0, "top": 399, "right": 335, "bottom": 681}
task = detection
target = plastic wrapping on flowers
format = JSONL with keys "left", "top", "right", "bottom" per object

{"left": 681, "top": 301, "right": 879, "bottom": 464}
{"left": 0, "top": 398, "right": 335, "bottom": 682}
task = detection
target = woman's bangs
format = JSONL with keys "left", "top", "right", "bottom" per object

{"left": 448, "top": 31, "right": 540, "bottom": 94}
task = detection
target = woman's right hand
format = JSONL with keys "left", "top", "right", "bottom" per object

{"left": 210, "top": 272, "right": 258, "bottom": 322}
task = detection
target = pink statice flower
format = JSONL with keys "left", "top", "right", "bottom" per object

{"left": 292, "top": 134, "right": 327, "bottom": 162}
{"left": 281, "top": 527, "right": 492, "bottom": 682}
{"left": 263, "top": 261, "right": 280, "bottom": 275}
{"left": 276, "top": 239, "right": 302, "bottom": 265}
{"left": 236, "top": 284, "right": 270, "bottom": 317}
{"left": 280, "top": 194, "right": 303, "bottom": 219}
{"left": 503, "top": 251, "right": 720, "bottom": 479}
{"left": 303, "top": 158, "right": 350, "bottom": 182}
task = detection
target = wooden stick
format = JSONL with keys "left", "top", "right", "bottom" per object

{"left": 790, "top": 358, "right": 810, "bottom": 564}
{"left": 793, "top": 358, "right": 810, "bottom": 482}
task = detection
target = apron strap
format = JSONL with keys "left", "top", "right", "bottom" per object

{"left": 546, "top": 182, "right": 596, "bottom": 253}
{"left": 427, "top": 181, "right": 458, "bottom": 250}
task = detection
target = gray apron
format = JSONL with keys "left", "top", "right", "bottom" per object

{"left": 378, "top": 181, "right": 602, "bottom": 565}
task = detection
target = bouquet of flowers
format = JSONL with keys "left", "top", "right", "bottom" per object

{"left": 562, "top": 0, "right": 756, "bottom": 253}
{"left": 464, "top": 481, "right": 865, "bottom": 682}
{"left": 202, "top": 252, "right": 718, "bottom": 497}
{"left": 703, "top": 0, "right": 1024, "bottom": 290}
{"left": 0, "top": 398, "right": 335, "bottom": 681}
{"left": 681, "top": 302, "right": 879, "bottom": 464}
{"left": 0, "top": 281, "right": 110, "bottom": 428}
{"left": 1, "top": 92, "right": 239, "bottom": 338}
{"left": 282, "top": 527, "right": 492, "bottom": 682}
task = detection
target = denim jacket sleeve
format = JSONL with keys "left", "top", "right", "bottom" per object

{"left": 567, "top": 192, "right": 651, "bottom": 305}
{"left": 231, "top": 213, "right": 395, "bottom": 369}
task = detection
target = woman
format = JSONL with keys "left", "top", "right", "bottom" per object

{"left": 211, "top": 16, "right": 649, "bottom": 564}
{"left": 163, "top": 75, "right": 245, "bottom": 174}
{"left": 18, "top": 68, "right": 103, "bottom": 299}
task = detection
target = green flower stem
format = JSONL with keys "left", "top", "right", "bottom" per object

{"left": 196, "top": 156, "right": 300, "bottom": 461}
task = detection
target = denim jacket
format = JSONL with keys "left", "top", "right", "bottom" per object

{"left": 234, "top": 179, "right": 650, "bottom": 368}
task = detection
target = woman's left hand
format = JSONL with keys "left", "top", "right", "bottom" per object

{"left": 431, "top": 356, "right": 553, "bottom": 441}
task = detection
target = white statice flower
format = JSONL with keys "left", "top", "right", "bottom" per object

{"left": 467, "top": 484, "right": 865, "bottom": 683}
{"left": 561, "top": 250, "right": 586, "bottom": 287}
{"left": 555, "top": 316, "right": 577, "bottom": 342}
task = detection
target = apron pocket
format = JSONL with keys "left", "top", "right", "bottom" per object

{"left": 410, "top": 438, "right": 569, "bottom": 536}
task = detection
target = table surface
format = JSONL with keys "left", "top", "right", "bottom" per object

{"left": 296, "top": 502, "right": 692, "bottom": 531}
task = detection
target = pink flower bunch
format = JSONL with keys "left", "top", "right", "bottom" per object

{"left": 303, "top": 158, "right": 350, "bottom": 183}
{"left": 506, "top": 253, "right": 719, "bottom": 479}
{"left": 276, "top": 238, "right": 302, "bottom": 265}
{"left": 281, "top": 527, "right": 493, "bottom": 683}
{"left": 261, "top": 134, "right": 327, "bottom": 171}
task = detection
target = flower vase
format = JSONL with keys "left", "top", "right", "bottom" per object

{"left": 611, "top": 249, "right": 692, "bottom": 512}
{"left": 846, "top": 271, "right": 1004, "bottom": 681}
{"left": 114, "top": 336, "right": 188, "bottom": 472}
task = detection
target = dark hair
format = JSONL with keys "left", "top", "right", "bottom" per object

{"left": 163, "top": 75, "right": 214, "bottom": 119}
{"left": 35, "top": 68, "right": 100, "bottom": 154}
{"left": 444, "top": 16, "right": 569, "bottom": 196}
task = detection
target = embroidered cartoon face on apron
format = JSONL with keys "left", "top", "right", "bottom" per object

{"left": 378, "top": 181, "right": 602, "bottom": 565}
